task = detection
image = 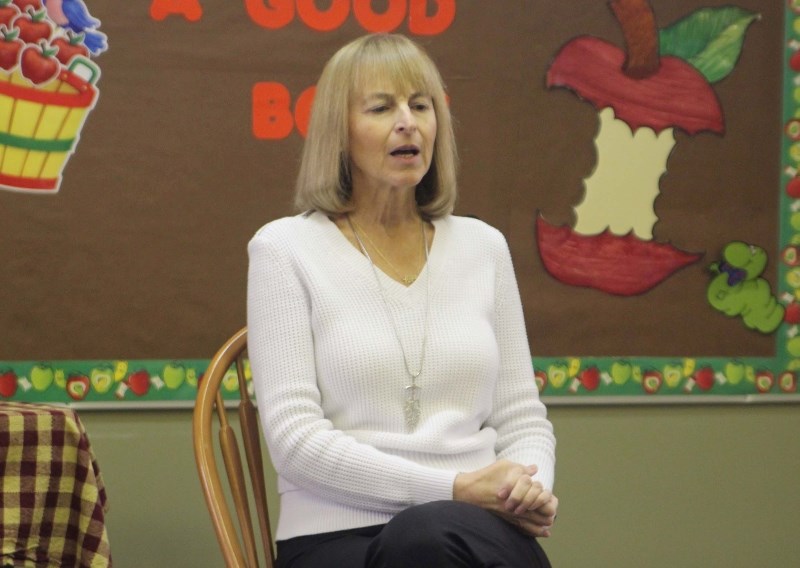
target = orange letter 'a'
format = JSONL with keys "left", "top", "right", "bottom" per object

{"left": 244, "top": 0, "right": 294, "bottom": 29}
{"left": 252, "top": 82, "right": 294, "bottom": 140}
{"left": 409, "top": 0, "right": 455, "bottom": 35}
{"left": 353, "top": 0, "right": 406, "bottom": 33}
{"left": 150, "top": 0, "right": 203, "bottom": 21}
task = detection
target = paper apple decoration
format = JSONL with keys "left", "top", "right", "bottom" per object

{"left": 539, "top": 0, "right": 757, "bottom": 295}
{"left": 222, "top": 369, "right": 240, "bottom": 392}
{"left": 534, "top": 369, "right": 547, "bottom": 392}
{"left": 12, "top": 7, "right": 51, "bottom": 44}
{"left": 783, "top": 246, "right": 800, "bottom": 267}
{"left": 778, "top": 371, "right": 797, "bottom": 393}
{"left": 0, "top": 369, "right": 18, "bottom": 397}
{"left": 90, "top": 366, "right": 114, "bottom": 394}
{"left": 126, "top": 369, "right": 151, "bottom": 396}
{"left": 754, "top": 370, "right": 774, "bottom": 393}
{"left": 12, "top": 0, "right": 42, "bottom": 11}
{"left": 570, "top": 366, "right": 600, "bottom": 393}
{"left": 785, "top": 302, "right": 800, "bottom": 325}
{"left": 694, "top": 367, "right": 715, "bottom": 390}
{"left": 547, "top": 363, "right": 568, "bottom": 389}
{"left": 610, "top": 360, "right": 633, "bottom": 385}
{"left": 0, "top": 24, "right": 22, "bottom": 70}
{"left": 19, "top": 39, "right": 59, "bottom": 84}
{"left": 724, "top": 362, "right": 746, "bottom": 385}
{"left": 642, "top": 370, "right": 663, "bottom": 394}
{"left": 66, "top": 373, "right": 90, "bottom": 400}
{"left": 663, "top": 364, "right": 683, "bottom": 388}
{"left": 683, "top": 366, "right": 715, "bottom": 393}
{"left": 0, "top": 2, "right": 21, "bottom": 27}
{"left": 786, "top": 176, "right": 800, "bottom": 199}
{"left": 162, "top": 363, "right": 186, "bottom": 390}
{"left": 51, "top": 31, "right": 89, "bottom": 65}
{"left": 30, "top": 363, "right": 54, "bottom": 391}
{"left": 185, "top": 368, "right": 198, "bottom": 387}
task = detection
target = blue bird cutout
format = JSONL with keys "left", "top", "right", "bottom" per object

{"left": 43, "top": 0, "right": 107, "bottom": 55}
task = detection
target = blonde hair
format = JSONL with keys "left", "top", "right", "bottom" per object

{"left": 294, "top": 33, "right": 458, "bottom": 218}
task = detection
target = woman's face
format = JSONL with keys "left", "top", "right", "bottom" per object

{"left": 348, "top": 81, "right": 437, "bottom": 196}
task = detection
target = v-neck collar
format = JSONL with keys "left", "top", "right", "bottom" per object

{"left": 308, "top": 210, "right": 447, "bottom": 301}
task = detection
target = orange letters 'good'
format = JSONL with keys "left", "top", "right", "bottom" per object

{"left": 244, "top": 0, "right": 454, "bottom": 34}
{"left": 297, "top": 0, "right": 349, "bottom": 32}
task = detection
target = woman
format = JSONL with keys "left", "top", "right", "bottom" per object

{"left": 247, "top": 33, "right": 557, "bottom": 568}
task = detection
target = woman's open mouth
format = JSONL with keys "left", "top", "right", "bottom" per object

{"left": 390, "top": 145, "right": 420, "bottom": 158}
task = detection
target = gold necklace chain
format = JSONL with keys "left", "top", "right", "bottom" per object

{"left": 349, "top": 217, "right": 424, "bottom": 286}
{"left": 347, "top": 214, "right": 430, "bottom": 430}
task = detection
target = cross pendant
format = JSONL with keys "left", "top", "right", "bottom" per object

{"left": 404, "top": 384, "right": 421, "bottom": 430}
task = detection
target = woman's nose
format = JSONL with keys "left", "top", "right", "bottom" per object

{"left": 395, "top": 105, "right": 417, "bottom": 132}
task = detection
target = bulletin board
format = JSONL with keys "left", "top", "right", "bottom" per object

{"left": 0, "top": 0, "right": 797, "bottom": 407}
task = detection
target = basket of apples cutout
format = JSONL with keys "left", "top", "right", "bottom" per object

{"left": 0, "top": 0, "right": 100, "bottom": 192}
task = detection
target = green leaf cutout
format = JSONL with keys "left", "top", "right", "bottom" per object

{"left": 659, "top": 6, "right": 759, "bottom": 83}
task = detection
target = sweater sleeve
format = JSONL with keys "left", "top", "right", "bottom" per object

{"left": 486, "top": 235, "right": 556, "bottom": 491}
{"left": 247, "top": 228, "right": 456, "bottom": 513}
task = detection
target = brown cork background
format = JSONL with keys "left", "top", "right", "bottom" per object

{"left": 0, "top": 0, "right": 781, "bottom": 361}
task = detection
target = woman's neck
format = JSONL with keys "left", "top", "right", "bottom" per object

{"left": 349, "top": 185, "right": 420, "bottom": 231}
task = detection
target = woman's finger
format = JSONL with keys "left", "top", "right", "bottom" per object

{"left": 503, "top": 474, "right": 534, "bottom": 512}
{"left": 512, "top": 482, "right": 547, "bottom": 515}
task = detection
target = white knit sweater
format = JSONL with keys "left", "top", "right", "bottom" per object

{"left": 247, "top": 211, "right": 555, "bottom": 541}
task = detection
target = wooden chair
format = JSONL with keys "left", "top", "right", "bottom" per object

{"left": 193, "top": 327, "right": 276, "bottom": 568}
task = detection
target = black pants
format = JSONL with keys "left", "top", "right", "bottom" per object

{"left": 276, "top": 500, "right": 552, "bottom": 568}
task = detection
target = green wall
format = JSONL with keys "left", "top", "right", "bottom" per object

{"left": 80, "top": 404, "right": 799, "bottom": 567}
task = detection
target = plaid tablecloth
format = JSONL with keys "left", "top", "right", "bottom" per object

{"left": 0, "top": 402, "right": 111, "bottom": 567}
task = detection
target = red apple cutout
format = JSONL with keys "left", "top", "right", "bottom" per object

{"left": 0, "top": 1, "right": 20, "bottom": 27}
{"left": 570, "top": 366, "right": 601, "bottom": 392}
{"left": 12, "top": 7, "right": 51, "bottom": 44}
{"left": 19, "top": 39, "right": 58, "bottom": 84}
{"left": 536, "top": 219, "right": 702, "bottom": 296}
{"left": 784, "top": 302, "right": 800, "bottom": 325}
{"left": 51, "top": 31, "right": 89, "bottom": 65}
{"left": 787, "top": 177, "right": 800, "bottom": 199}
{"left": 0, "top": 369, "right": 18, "bottom": 397}
{"left": 792, "top": 50, "right": 800, "bottom": 72}
{"left": 126, "top": 369, "right": 151, "bottom": 396}
{"left": 538, "top": 0, "right": 736, "bottom": 295}
{"left": 547, "top": 34, "right": 723, "bottom": 135}
{"left": 534, "top": 369, "right": 547, "bottom": 392}
{"left": 782, "top": 246, "right": 800, "bottom": 267}
{"left": 12, "top": 0, "right": 41, "bottom": 11}
{"left": 0, "top": 25, "right": 23, "bottom": 70}
{"left": 684, "top": 366, "right": 715, "bottom": 392}
{"left": 642, "top": 370, "right": 663, "bottom": 394}
{"left": 754, "top": 370, "right": 774, "bottom": 393}
{"left": 694, "top": 367, "right": 715, "bottom": 390}
{"left": 66, "top": 373, "right": 90, "bottom": 400}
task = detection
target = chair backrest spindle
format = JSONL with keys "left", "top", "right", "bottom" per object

{"left": 193, "top": 328, "right": 275, "bottom": 568}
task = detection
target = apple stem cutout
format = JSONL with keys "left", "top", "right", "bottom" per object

{"left": 539, "top": 0, "right": 759, "bottom": 296}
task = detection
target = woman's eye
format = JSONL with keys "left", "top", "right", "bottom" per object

{"left": 370, "top": 105, "right": 390, "bottom": 113}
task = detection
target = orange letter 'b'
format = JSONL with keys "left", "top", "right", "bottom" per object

{"left": 149, "top": 0, "right": 203, "bottom": 21}
{"left": 252, "top": 82, "right": 294, "bottom": 140}
{"left": 245, "top": 0, "right": 294, "bottom": 29}
{"left": 409, "top": 0, "right": 455, "bottom": 35}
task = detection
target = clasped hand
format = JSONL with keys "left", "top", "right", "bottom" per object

{"left": 453, "top": 460, "right": 558, "bottom": 538}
